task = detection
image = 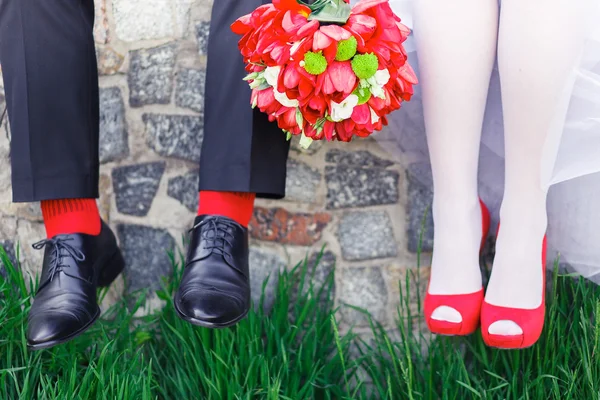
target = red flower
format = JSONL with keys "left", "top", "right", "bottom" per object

{"left": 278, "top": 108, "right": 302, "bottom": 134}
{"left": 303, "top": 123, "right": 319, "bottom": 139}
{"left": 319, "top": 25, "right": 352, "bottom": 41}
{"left": 291, "top": 20, "right": 320, "bottom": 42}
{"left": 313, "top": 30, "right": 334, "bottom": 51}
{"left": 345, "top": 14, "right": 377, "bottom": 45}
{"left": 351, "top": 104, "right": 370, "bottom": 125}
{"left": 233, "top": 0, "right": 417, "bottom": 145}
{"left": 281, "top": 63, "right": 301, "bottom": 89}
{"left": 320, "top": 61, "right": 356, "bottom": 95}
{"left": 252, "top": 87, "right": 280, "bottom": 116}
{"left": 301, "top": 101, "right": 324, "bottom": 125}
{"left": 313, "top": 25, "right": 351, "bottom": 51}
{"left": 323, "top": 121, "right": 336, "bottom": 141}
{"left": 282, "top": 10, "right": 308, "bottom": 33}
{"left": 398, "top": 63, "right": 418, "bottom": 85}
{"left": 272, "top": 0, "right": 311, "bottom": 15}
{"left": 351, "top": 0, "right": 389, "bottom": 14}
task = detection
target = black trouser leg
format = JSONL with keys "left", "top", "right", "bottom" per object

{"left": 199, "top": 0, "right": 291, "bottom": 200}
{"left": 0, "top": 0, "right": 99, "bottom": 202}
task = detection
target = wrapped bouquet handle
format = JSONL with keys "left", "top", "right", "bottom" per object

{"left": 231, "top": 0, "right": 418, "bottom": 148}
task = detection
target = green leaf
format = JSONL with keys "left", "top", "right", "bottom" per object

{"left": 249, "top": 78, "right": 266, "bottom": 89}
{"left": 295, "top": 108, "right": 304, "bottom": 128}
{"left": 243, "top": 72, "right": 259, "bottom": 81}
{"left": 307, "top": 0, "right": 352, "bottom": 24}
{"left": 256, "top": 82, "right": 271, "bottom": 91}
{"left": 299, "top": 133, "right": 313, "bottom": 149}
{"left": 298, "top": 0, "right": 331, "bottom": 12}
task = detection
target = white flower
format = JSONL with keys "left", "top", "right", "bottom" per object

{"left": 370, "top": 84, "right": 385, "bottom": 99}
{"left": 374, "top": 69, "right": 391, "bottom": 86}
{"left": 273, "top": 89, "right": 299, "bottom": 108}
{"left": 370, "top": 107, "right": 380, "bottom": 124}
{"left": 264, "top": 66, "right": 281, "bottom": 87}
{"left": 362, "top": 71, "right": 388, "bottom": 100}
{"left": 330, "top": 94, "right": 359, "bottom": 122}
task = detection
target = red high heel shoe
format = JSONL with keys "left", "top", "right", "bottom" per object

{"left": 423, "top": 199, "right": 491, "bottom": 336}
{"left": 480, "top": 235, "right": 547, "bottom": 349}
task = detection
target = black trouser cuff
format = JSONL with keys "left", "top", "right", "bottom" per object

{"left": 12, "top": 174, "right": 100, "bottom": 203}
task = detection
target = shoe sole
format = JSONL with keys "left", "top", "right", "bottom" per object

{"left": 27, "top": 250, "right": 125, "bottom": 351}
{"left": 173, "top": 297, "right": 250, "bottom": 329}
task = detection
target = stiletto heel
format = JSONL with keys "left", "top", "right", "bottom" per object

{"left": 424, "top": 199, "right": 491, "bottom": 336}
{"left": 97, "top": 250, "right": 125, "bottom": 287}
{"left": 480, "top": 235, "right": 547, "bottom": 349}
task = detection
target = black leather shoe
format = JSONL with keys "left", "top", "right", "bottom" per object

{"left": 174, "top": 215, "right": 251, "bottom": 328}
{"left": 27, "top": 221, "right": 125, "bottom": 350}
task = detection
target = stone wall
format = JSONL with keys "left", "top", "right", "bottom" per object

{"left": 0, "top": 0, "right": 434, "bottom": 333}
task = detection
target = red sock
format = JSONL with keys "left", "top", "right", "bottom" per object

{"left": 198, "top": 191, "right": 256, "bottom": 227}
{"left": 41, "top": 199, "right": 102, "bottom": 238}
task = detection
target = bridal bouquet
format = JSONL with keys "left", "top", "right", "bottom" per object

{"left": 231, "top": 0, "right": 417, "bottom": 148}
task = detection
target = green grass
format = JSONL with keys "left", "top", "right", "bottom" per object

{"left": 0, "top": 243, "right": 599, "bottom": 399}
{"left": 0, "top": 246, "right": 357, "bottom": 399}
{"left": 355, "top": 265, "right": 600, "bottom": 399}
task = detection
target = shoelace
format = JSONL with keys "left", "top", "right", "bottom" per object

{"left": 191, "top": 218, "right": 237, "bottom": 259}
{"left": 32, "top": 236, "right": 86, "bottom": 282}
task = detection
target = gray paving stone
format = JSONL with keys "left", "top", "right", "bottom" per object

{"left": 99, "top": 87, "right": 129, "bottom": 163}
{"left": 304, "top": 250, "right": 336, "bottom": 303}
{"left": 176, "top": 68, "right": 206, "bottom": 114}
{"left": 117, "top": 224, "right": 176, "bottom": 293}
{"left": 339, "top": 266, "right": 388, "bottom": 326}
{"left": 249, "top": 247, "right": 286, "bottom": 312}
{"left": 196, "top": 22, "right": 210, "bottom": 56}
{"left": 285, "top": 159, "right": 322, "bottom": 203}
{"left": 113, "top": 0, "right": 178, "bottom": 42}
{"left": 406, "top": 162, "right": 434, "bottom": 253}
{"left": 112, "top": 162, "right": 166, "bottom": 216}
{"left": 325, "top": 149, "right": 394, "bottom": 168}
{"left": 128, "top": 43, "right": 176, "bottom": 107}
{"left": 167, "top": 170, "right": 199, "bottom": 212}
{"left": 144, "top": 113, "right": 203, "bottom": 163}
{"left": 325, "top": 166, "right": 399, "bottom": 209}
{"left": 337, "top": 211, "right": 398, "bottom": 261}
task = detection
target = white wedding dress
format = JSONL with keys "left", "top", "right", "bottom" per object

{"left": 371, "top": 0, "right": 600, "bottom": 282}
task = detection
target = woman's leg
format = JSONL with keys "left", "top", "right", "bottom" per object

{"left": 413, "top": 0, "right": 498, "bottom": 322}
{"left": 487, "top": 0, "right": 594, "bottom": 336}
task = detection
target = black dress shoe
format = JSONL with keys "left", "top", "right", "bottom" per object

{"left": 27, "top": 221, "right": 124, "bottom": 350}
{"left": 174, "top": 215, "right": 251, "bottom": 328}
